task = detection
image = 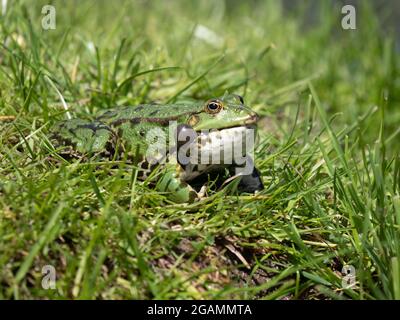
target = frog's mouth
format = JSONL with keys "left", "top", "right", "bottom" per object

{"left": 191, "top": 111, "right": 259, "bottom": 131}
{"left": 244, "top": 112, "right": 259, "bottom": 126}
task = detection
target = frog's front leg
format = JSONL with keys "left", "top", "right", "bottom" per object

{"left": 156, "top": 162, "right": 198, "bottom": 203}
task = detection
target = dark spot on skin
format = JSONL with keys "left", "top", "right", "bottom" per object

{"left": 67, "top": 128, "right": 80, "bottom": 139}
{"left": 178, "top": 182, "right": 189, "bottom": 191}
{"left": 135, "top": 105, "right": 144, "bottom": 112}
{"left": 236, "top": 95, "right": 244, "bottom": 104}
{"left": 59, "top": 122, "right": 117, "bottom": 152}
{"left": 111, "top": 111, "right": 202, "bottom": 127}
{"left": 188, "top": 190, "right": 197, "bottom": 202}
{"left": 116, "top": 117, "right": 161, "bottom": 126}
{"left": 111, "top": 118, "right": 144, "bottom": 126}
{"left": 129, "top": 118, "right": 142, "bottom": 125}
{"left": 117, "top": 128, "right": 124, "bottom": 137}
{"left": 97, "top": 110, "right": 117, "bottom": 120}
{"left": 149, "top": 110, "right": 159, "bottom": 116}
{"left": 77, "top": 122, "right": 111, "bottom": 133}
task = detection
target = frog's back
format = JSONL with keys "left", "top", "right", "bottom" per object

{"left": 52, "top": 103, "right": 202, "bottom": 156}
{"left": 96, "top": 103, "right": 201, "bottom": 127}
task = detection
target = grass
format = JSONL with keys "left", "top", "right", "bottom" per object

{"left": 0, "top": 0, "right": 399, "bottom": 299}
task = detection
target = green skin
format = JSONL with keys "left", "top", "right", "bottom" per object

{"left": 53, "top": 95, "right": 261, "bottom": 203}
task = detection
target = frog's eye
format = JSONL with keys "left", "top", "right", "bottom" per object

{"left": 205, "top": 100, "right": 223, "bottom": 114}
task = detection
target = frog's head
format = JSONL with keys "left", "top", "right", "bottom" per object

{"left": 188, "top": 94, "right": 258, "bottom": 131}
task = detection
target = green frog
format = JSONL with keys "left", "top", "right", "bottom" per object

{"left": 52, "top": 94, "right": 264, "bottom": 203}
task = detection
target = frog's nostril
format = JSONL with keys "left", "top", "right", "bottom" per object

{"left": 245, "top": 112, "right": 259, "bottom": 124}
{"left": 251, "top": 112, "right": 259, "bottom": 122}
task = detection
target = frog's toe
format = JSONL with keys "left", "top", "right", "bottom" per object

{"left": 197, "top": 185, "right": 208, "bottom": 199}
{"left": 238, "top": 167, "right": 264, "bottom": 193}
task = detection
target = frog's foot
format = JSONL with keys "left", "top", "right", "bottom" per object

{"left": 237, "top": 166, "right": 264, "bottom": 193}
{"left": 197, "top": 185, "right": 208, "bottom": 199}
{"left": 232, "top": 156, "right": 264, "bottom": 193}
{"left": 156, "top": 163, "right": 198, "bottom": 203}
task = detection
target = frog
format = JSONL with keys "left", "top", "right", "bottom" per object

{"left": 52, "top": 94, "right": 264, "bottom": 203}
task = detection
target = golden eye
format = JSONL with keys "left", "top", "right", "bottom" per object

{"left": 205, "top": 100, "right": 223, "bottom": 114}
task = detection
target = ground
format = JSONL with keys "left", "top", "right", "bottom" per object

{"left": 0, "top": 0, "right": 399, "bottom": 299}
